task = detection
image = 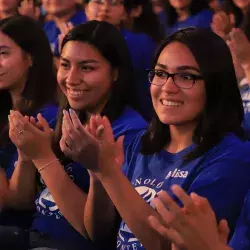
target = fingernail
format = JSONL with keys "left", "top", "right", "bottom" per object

{"left": 63, "top": 110, "right": 66, "bottom": 115}
{"left": 69, "top": 108, "right": 73, "bottom": 114}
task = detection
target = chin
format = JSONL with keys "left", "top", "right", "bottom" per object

{"left": 158, "top": 115, "right": 184, "bottom": 125}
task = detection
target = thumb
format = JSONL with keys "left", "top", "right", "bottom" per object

{"left": 218, "top": 219, "right": 230, "bottom": 244}
{"left": 37, "top": 113, "right": 50, "bottom": 133}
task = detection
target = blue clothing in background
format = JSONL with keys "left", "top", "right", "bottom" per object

{"left": 122, "top": 30, "right": 156, "bottom": 121}
{"left": 230, "top": 190, "right": 250, "bottom": 250}
{"left": 0, "top": 104, "right": 58, "bottom": 229}
{"left": 43, "top": 10, "right": 86, "bottom": 56}
{"left": 32, "top": 107, "right": 148, "bottom": 248}
{"left": 165, "top": 9, "right": 213, "bottom": 35}
{"left": 118, "top": 132, "right": 250, "bottom": 250}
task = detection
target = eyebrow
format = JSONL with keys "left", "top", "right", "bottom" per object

{"left": 60, "top": 57, "right": 99, "bottom": 64}
{"left": 0, "top": 45, "right": 11, "bottom": 50}
{"left": 155, "top": 63, "right": 201, "bottom": 74}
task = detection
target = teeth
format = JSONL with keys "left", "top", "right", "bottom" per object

{"left": 68, "top": 89, "right": 84, "bottom": 97}
{"left": 162, "top": 100, "right": 182, "bottom": 107}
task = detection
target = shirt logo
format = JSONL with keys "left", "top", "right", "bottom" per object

{"left": 165, "top": 168, "right": 189, "bottom": 179}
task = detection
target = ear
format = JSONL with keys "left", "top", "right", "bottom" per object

{"left": 130, "top": 5, "right": 142, "bottom": 18}
{"left": 112, "top": 68, "right": 118, "bottom": 82}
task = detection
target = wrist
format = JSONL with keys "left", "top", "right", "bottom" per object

{"left": 95, "top": 162, "right": 122, "bottom": 182}
{"left": 32, "top": 152, "right": 57, "bottom": 170}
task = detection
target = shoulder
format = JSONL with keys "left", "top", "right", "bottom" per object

{"left": 198, "top": 134, "right": 250, "bottom": 175}
{"left": 70, "top": 10, "right": 87, "bottom": 25}
{"left": 43, "top": 20, "right": 56, "bottom": 30}
{"left": 112, "top": 107, "right": 148, "bottom": 139}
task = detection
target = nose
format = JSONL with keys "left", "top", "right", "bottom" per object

{"left": 65, "top": 68, "right": 82, "bottom": 86}
{"left": 160, "top": 76, "right": 179, "bottom": 94}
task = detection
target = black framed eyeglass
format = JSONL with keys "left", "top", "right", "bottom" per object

{"left": 147, "top": 69, "right": 204, "bottom": 89}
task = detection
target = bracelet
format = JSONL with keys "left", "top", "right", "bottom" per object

{"left": 38, "top": 158, "right": 60, "bottom": 172}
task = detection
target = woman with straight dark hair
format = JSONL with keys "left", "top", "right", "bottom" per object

{"left": 164, "top": 0, "right": 213, "bottom": 35}
{"left": 54, "top": 27, "right": 250, "bottom": 250}
{"left": 0, "top": 15, "right": 58, "bottom": 232}
{"left": 7, "top": 20, "right": 147, "bottom": 249}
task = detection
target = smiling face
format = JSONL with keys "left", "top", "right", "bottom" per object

{"left": 150, "top": 42, "right": 206, "bottom": 127}
{"left": 0, "top": 31, "right": 31, "bottom": 95}
{"left": 85, "top": 0, "right": 126, "bottom": 26}
{"left": 57, "top": 41, "right": 117, "bottom": 112}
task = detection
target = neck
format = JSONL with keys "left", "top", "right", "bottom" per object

{"left": 166, "top": 122, "right": 196, "bottom": 153}
{"left": 9, "top": 89, "right": 22, "bottom": 110}
{"left": 86, "top": 97, "right": 109, "bottom": 122}
{"left": 54, "top": 7, "right": 77, "bottom": 25}
{"left": 176, "top": 7, "right": 190, "bottom": 22}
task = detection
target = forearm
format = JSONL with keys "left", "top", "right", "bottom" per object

{"left": 84, "top": 172, "right": 118, "bottom": 248}
{"left": 33, "top": 153, "right": 88, "bottom": 236}
{"left": 96, "top": 166, "right": 168, "bottom": 250}
{"left": 5, "top": 160, "right": 36, "bottom": 210}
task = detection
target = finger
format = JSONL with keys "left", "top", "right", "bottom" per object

{"left": 171, "top": 185, "right": 197, "bottom": 215}
{"left": 102, "top": 116, "right": 116, "bottom": 143}
{"left": 69, "top": 109, "right": 83, "bottom": 131}
{"left": 115, "top": 135, "right": 125, "bottom": 166}
{"left": 218, "top": 219, "right": 230, "bottom": 244}
{"left": 62, "top": 119, "right": 73, "bottom": 149}
{"left": 37, "top": 113, "right": 51, "bottom": 133}
{"left": 158, "top": 190, "right": 182, "bottom": 214}
{"left": 148, "top": 216, "right": 185, "bottom": 247}
{"left": 10, "top": 111, "right": 25, "bottom": 132}
{"left": 152, "top": 197, "right": 175, "bottom": 225}
{"left": 60, "top": 137, "right": 73, "bottom": 157}
{"left": 190, "top": 192, "right": 214, "bottom": 215}
{"left": 8, "top": 115, "right": 19, "bottom": 143}
{"left": 89, "top": 115, "right": 99, "bottom": 136}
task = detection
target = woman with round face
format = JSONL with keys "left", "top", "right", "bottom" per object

{"left": 84, "top": 0, "right": 159, "bottom": 121}
{"left": 0, "top": 0, "right": 20, "bottom": 19}
{"left": 7, "top": 20, "right": 147, "bottom": 249}
{"left": 58, "top": 28, "right": 250, "bottom": 250}
{"left": 0, "top": 14, "right": 58, "bottom": 246}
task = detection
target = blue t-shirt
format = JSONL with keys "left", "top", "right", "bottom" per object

{"left": 32, "top": 107, "right": 148, "bottom": 248}
{"left": 117, "top": 132, "right": 250, "bottom": 250}
{"left": 229, "top": 190, "right": 250, "bottom": 250}
{"left": 165, "top": 9, "right": 213, "bottom": 35}
{"left": 43, "top": 10, "right": 87, "bottom": 56}
{"left": 0, "top": 104, "right": 58, "bottom": 229}
{"left": 121, "top": 30, "right": 156, "bottom": 122}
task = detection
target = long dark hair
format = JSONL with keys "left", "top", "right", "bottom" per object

{"left": 53, "top": 20, "right": 138, "bottom": 156}
{"left": 0, "top": 15, "right": 57, "bottom": 148}
{"left": 141, "top": 27, "right": 244, "bottom": 160}
{"left": 165, "top": 0, "right": 210, "bottom": 26}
